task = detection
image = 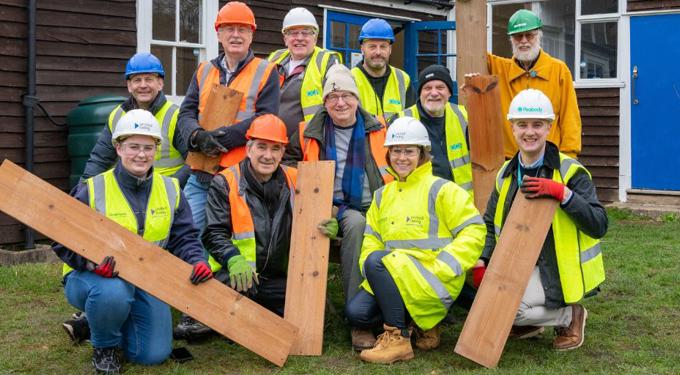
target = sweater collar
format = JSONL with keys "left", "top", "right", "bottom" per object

{"left": 113, "top": 162, "right": 153, "bottom": 191}
{"left": 507, "top": 50, "right": 551, "bottom": 82}
{"left": 503, "top": 141, "right": 561, "bottom": 178}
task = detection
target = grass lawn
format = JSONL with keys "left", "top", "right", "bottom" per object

{"left": 1, "top": 208, "right": 678, "bottom": 374}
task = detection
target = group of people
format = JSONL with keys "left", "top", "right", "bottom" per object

{"left": 52, "top": 3, "right": 606, "bottom": 373}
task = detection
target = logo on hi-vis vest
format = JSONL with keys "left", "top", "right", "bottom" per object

{"left": 306, "top": 89, "right": 320, "bottom": 97}
{"left": 150, "top": 207, "right": 169, "bottom": 218}
{"left": 405, "top": 215, "right": 425, "bottom": 227}
{"left": 450, "top": 143, "right": 462, "bottom": 151}
{"left": 388, "top": 99, "right": 401, "bottom": 105}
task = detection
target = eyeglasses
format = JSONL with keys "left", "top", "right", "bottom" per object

{"left": 511, "top": 31, "right": 538, "bottom": 42}
{"left": 122, "top": 143, "right": 157, "bottom": 155}
{"left": 390, "top": 147, "right": 420, "bottom": 158}
{"left": 284, "top": 29, "right": 315, "bottom": 38}
{"left": 326, "top": 93, "right": 356, "bottom": 104}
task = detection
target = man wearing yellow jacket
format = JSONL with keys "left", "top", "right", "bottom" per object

{"left": 346, "top": 116, "right": 485, "bottom": 364}
{"left": 474, "top": 89, "right": 607, "bottom": 351}
{"left": 488, "top": 9, "right": 581, "bottom": 158}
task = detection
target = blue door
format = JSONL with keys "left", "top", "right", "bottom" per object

{"left": 631, "top": 14, "right": 680, "bottom": 191}
{"left": 404, "top": 21, "right": 457, "bottom": 103}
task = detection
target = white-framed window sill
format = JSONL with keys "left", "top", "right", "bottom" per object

{"left": 574, "top": 80, "right": 625, "bottom": 89}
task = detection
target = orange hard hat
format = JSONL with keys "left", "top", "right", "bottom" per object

{"left": 246, "top": 114, "right": 289, "bottom": 144}
{"left": 214, "top": 1, "right": 257, "bottom": 32}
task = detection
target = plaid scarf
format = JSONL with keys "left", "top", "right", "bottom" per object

{"left": 324, "top": 113, "right": 366, "bottom": 216}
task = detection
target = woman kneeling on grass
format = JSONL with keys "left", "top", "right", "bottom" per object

{"left": 345, "top": 117, "right": 485, "bottom": 364}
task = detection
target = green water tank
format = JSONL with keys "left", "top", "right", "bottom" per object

{"left": 66, "top": 95, "right": 126, "bottom": 189}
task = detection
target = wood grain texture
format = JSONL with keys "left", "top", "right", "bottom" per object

{"left": 455, "top": 0, "right": 489, "bottom": 105}
{"left": 284, "top": 161, "right": 335, "bottom": 355}
{"left": 0, "top": 160, "right": 296, "bottom": 367}
{"left": 454, "top": 192, "right": 557, "bottom": 368}
{"left": 185, "top": 84, "right": 243, "bottom": 174}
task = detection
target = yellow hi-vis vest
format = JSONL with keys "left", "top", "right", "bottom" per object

{"left": 108, "top": 101, "right": 183, "bottom": 176}
{"left": 352, "top": 66, "right": 410, "bottom": 120}
{"left": 494, "top": 154, "right": 605, "bottom": 303}
{"left": 218, "top": 164, "right": 297, "bottom": 268}
{"left": 398, "top": 103, "right": 473, "bottom": 193}
{"left": 63, "top": 169, "right": 179, "bottom": 276}
{"left": 360, "top": 162, "right": 485, "bottom": 330}
{"left": 267, "top": 46, "right": 342, "bottom": 122}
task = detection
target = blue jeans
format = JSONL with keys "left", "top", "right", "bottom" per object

{"left": 64, "top": 271, "right": 172, "bottom": 365}
{"left": 183, "top": 174, "right": 211, "bottom": 235}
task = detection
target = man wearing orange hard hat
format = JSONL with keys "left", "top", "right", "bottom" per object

{"left": 175, "top": 1, "right": 281, "bottom": 338}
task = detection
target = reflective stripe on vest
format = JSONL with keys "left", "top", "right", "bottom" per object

{"left": 494, "top": 154, "right": 605, "bottom": 303}
{"left": 220, "top": 164, "right": 297, "bottom": 268}
{"left": 63, "top": 170, "right": 179, "bottom": 276}
{"left": 107, "top": 103, "right": 183, "bottom": 176}
{"left": 268, "top": 47, "right": 341, "bottom": 122}
{"left": 397, "top": 104, "right": 472, "bottom": 192}
{"left": 352, "top": 66, "right": 410, "bottom": 119}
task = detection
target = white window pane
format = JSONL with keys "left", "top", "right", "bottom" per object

{"left": 153, "top": 0, "right": 175, "bottom": 41}
{"left": 491, "top": 3, "right": 531, "bottom": 58}
{"left": 151, "top": 45, "right": 173, "bottom": 94}
{"left": 177, "top": 47, "right": 201, "bottom": 94}
{"left": 580, "top": 22, "right": 617, "bottom": 79}
{"left": 180, "top": 0, "right": 201, "bottom": 43}
{"left": 539, "top": 0, "right": 575, "bottom": 76}
{"left": 582, "top": 0, "right": 617, "bottom": 15}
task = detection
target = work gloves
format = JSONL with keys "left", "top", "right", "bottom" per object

{"left": 192, "top": 129, "right": 228, "bottom": 157}
{"left": 520, "top": 176, "right": 567, "bottom": 202}
{"left": 190, "top": 262, "right": 213, "bottom": 285}
{"left": 318, "top": 218, "right": 339, "bottom": 240}
{"left": 472, "top": 264, "right": 486, "bottom": 289}
{"left": 92, "top": 256, "right": 118, "bottom": 278}
{"left": 227, "top": 255, "right": 258, "bottom": 293}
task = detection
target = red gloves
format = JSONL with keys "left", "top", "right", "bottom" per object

{"left": 190, "top": 262, "right": 213, "bottom": 285}
{"left": 520, "top": 176, "right": 566, "bottom": 202}
{"left": 93, "top": 256, "right": 118, "bottom": 278}
{"left": 472, "top": 265, "right": 486, "bottom": 289}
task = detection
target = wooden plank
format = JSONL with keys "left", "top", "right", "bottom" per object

{"left": 0, "top": 160, "right": 297, "bottom": 367}
{"left": 455, "top": 193, "right": 557, "bottom": 368}
{"left": 463, "top": 75, "right": 504, "bottom": 214}
{"left": 185, "top": 84, "right": 243, "bottom": 174}
{"left": 455, "top": 0, "right": 488, "bottom": 105}
{"left": 284, "top": 161, "right": 335, "bottom": 355}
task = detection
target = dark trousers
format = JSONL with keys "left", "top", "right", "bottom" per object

{"left": 215, "top": 270, "right": 287, "bottom": 317}
{"left": 345, "top": 251, "right": 409, "bottom": 329}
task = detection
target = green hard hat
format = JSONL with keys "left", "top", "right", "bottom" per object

{"left": 507, "top": 9, "right": 542, "bottom": 35}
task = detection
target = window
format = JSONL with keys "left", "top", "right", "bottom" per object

{"left": 489, "top": 0, "right": 620, "bottom": 84}
{"left": 138, "top": 0, "right": 218, "bottom": 100}
{"left": 326, "top": 11, "right": 371, "bottom": 68}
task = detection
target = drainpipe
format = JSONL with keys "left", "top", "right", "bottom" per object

{"left": 23, "top": 0, "right": 36, "bottom": 249}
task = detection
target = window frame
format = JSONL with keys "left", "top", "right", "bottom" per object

{"left": 137, "top": 0, "right": 219, "bottom": 104}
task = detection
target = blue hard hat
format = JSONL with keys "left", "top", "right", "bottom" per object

{"left": 359, "top": 18, "right": 394, "bottom": 43}
{"left": 125, "top": 52, "right": 165, "bottom": 79}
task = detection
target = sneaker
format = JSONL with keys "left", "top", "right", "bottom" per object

{"left": 508, "top": 325, "right": 544, "bottom": 340}
{"left": 173, "top": 314, "right": 212, "bottom": 340}
{"left": 351, "top": 327, "right": 376, "bottom": 351}
{"left": 92, "top": 347, "right": 121, "bottom": 374}
{"left": 553, "top": 304, "right": 588, "bottom": 351}
{"left": 62, "top": 313, "right": 90, "bottom": 343}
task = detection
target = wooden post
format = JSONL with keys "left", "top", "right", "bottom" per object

{"left": 184, "top": 85, "right": 243, "bottom": 173}
{"left": 463, "top": 75, "right": 505, "bottom": 214}
{"left": 284, "top": 161, "right": 335, "bottom": 355}
{"left": 0, "top": 160, "right": 296, "bottom": 367}
{"left": 454, "top": 193, "right": 558, "bottom": 368}
{"left": 455, "top": 0, "right": 489, "bottom": 105}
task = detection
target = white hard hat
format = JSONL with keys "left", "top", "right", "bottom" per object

{"left": 507, "top": 88, "right": 555, "bottom": 121}
{"left": 112, "top": 109, "right": 162, "bottom": 145}
{"left": 282, "top": 7, "right": 318, "bottom": 34}
{"left": 385, "top": 116, "right": 431, "bottom": 149}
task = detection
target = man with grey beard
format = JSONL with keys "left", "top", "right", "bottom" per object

{"left": 487, "top": 9, "right": 581, "bottom": 160}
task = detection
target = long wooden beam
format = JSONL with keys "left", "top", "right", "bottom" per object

{"left": 454, "top": 192, "right": 557, "bottom": 368}
{"left": 455, "top": 0, "right": 489, "bottom": 105}
{"left": 285, "top": 161, "right": 335, "bottom": 355}
{"left": 0, "top": 160, "right": 296, "bottom": 367}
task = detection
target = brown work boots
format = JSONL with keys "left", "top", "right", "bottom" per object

{"left": 508, "top": 325, "right": 544, "bottom": 339}
{"left": 351, "top": 327, "right": 376, "bottom": 351}
{"left": 359, "top": 324, "right": 414, "bottom": 364}
{"left": 553, "top": 304, "right": 588, "bottom": 351}
{"left": 413, "top": 323, "right": 442, "bottom": 350}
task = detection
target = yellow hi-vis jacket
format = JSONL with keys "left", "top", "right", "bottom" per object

{"left": 494, "top": 154, "right": 605, "bottom": 303}
{"left": 351, "top": 66, "right": 410, "bottom": 120}
{"left": 267, "top": 46, "right": 342, "bottom": 122}
{"left": 108, "top": 102, "right": 183, "bottom": 176}
{"left": 360, "top": 162, "right": 485, "bottom": 330}
{"left": 62, "top": 169, "right": 179, "bottom": 276}
{"left": 397, "top": 103, "right": 473, "bottom": 193}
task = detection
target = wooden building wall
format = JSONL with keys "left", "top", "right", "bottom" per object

{"left": 0, "top": 0, "right": 135, "bottom": 244}
{"left": 628, "top": 0, "right": 680, "bottom": 11}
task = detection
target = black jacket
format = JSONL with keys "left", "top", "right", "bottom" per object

{"left": 282, "top": 106, "right": 386, "bottom": 197}
{"left": 203, "top": 159, "right": 293, "bottom": 279}
{"left": 481, "top": 142, "right": 608, "bottom": 308}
